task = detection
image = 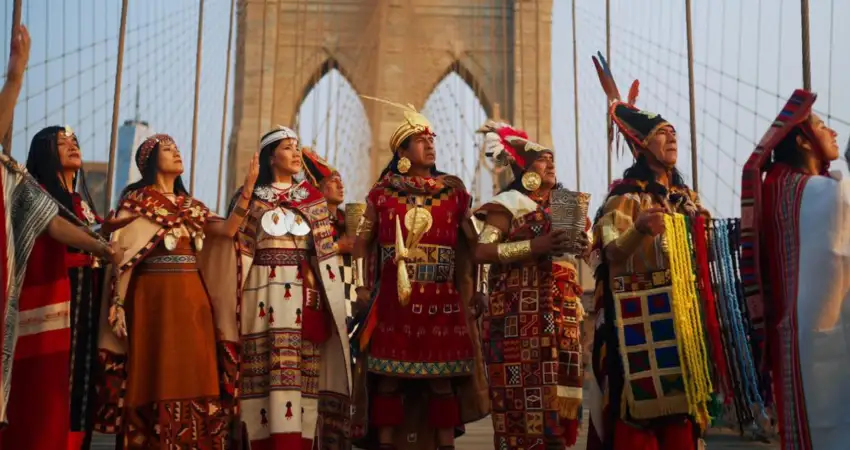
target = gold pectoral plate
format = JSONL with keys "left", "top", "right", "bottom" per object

{"left": 404, "top": 206, "right": 433, "bottom": 236}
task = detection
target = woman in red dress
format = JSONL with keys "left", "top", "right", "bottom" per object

{"left": 350, "top": 100, "right": 488, "bottom": 450}
{"left": 1, "top": 125, "right": 129, "bottom": 450}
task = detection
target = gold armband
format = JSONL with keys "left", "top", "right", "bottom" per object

{"left": 497, "top": 240, "right": 532, "bottom": 263}
{"left": 478, "top": 224, "right": 503, "bottom": 244}
{"left": 356, "top": 217, "right": 374, "bottom": 237}
{"left": 613, "top": 225, "right": 649, "bottom": 256}
{"left": 353, "top": 257, "right": 366, "bottom": 289}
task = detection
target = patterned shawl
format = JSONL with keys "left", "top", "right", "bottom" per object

{"left": 0, "top": 167, "right": 59, "bottom": 424}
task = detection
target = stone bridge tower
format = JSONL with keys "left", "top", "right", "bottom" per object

{"left": 227, "top": 0, "right": 553, "bottom": 194}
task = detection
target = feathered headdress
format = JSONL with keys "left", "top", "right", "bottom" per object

{"left": 592, "top": 51, "right": 672, "bottom": 158}
{"left": 360, "top": 95, "right": 434, "bottom": 152}
{"left": 477, "top": 120, "right": 550, "bottom": 170}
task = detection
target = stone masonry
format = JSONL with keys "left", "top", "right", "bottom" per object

{"left": 227, "top": 0, "right": 553, "bottom": 196}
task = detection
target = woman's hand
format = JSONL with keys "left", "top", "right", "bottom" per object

{"left": 243, "top": 152, "right": 260, "bottom": 193}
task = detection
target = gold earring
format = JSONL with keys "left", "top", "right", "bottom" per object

{"left": 397, "top": 156, "right": 411, "bottom": 174}
{"left": 521, "top": 171, "right": 542, "bottom": 191}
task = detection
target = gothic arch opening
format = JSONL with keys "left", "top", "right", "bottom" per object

{"left": 422, "top": 70, "right": 492, "bottom": 206}
{"left": 296, "top": 66, "right": 372, "bottom": 204}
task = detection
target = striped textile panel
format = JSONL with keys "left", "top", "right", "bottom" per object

{"left": 739, "top": 89, "right": 816, "bottom": 368}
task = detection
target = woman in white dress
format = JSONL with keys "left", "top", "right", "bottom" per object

{"left": 228, "top": 126, "right": 351, "bottom": 450}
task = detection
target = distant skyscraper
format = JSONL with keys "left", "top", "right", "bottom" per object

{"left": 112, "top": 118, "right": 154, "bottom": 206}
{"left": 83, "top": 161, "right": 108, "bottom": 214}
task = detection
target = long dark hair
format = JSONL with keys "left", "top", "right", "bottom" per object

{"left": 374, "top": 136, "right": 446, "bottom": 184}
{"left": 772, "top": 126, "right": 808, "bottom": 168}
{"left": 119, "top": 140, "right": 190, "bottom": 201}
{"left": 26, "top": 126, "right": 97, "bottom": 219}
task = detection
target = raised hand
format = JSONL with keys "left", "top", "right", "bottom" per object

{"left": 244, "top": 152, "right": 260, "bottom": 191}
{"left": 7, "top": 25, "right": 30, "bottom": 83}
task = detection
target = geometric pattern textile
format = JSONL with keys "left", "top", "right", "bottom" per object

{"left": 613, "top": 282, "right": 689, "bottom": 419}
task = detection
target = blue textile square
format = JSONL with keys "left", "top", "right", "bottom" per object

{"left": 647, "top": 293, "right": 672, "bottom": 315}
{"left": 650, "top": 319, "right": 676, "bottom": 342}
{"left": 623, "top": 324, "right": 647, "bottom": 346}
{"left": 655, "top": 346, "right": 681, "bottom": 369}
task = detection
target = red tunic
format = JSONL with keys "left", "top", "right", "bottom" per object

{"left": 1, "top": 224, "right": 76, "bottom": 449}
{"left": 365, "top": 175, "right": 474, "bottom": 377}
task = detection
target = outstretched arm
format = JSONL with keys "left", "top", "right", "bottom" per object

{"left": 47, "top": 215, "right": 120, "bottom": 264}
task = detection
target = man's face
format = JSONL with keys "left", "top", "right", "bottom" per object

{"left": 320, "top": 173, "right": 345, "bottom": 206}
{"left": 645, "top": 125, "right": 677, "bottom": 167}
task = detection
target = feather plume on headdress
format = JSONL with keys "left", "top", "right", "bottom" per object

{"left": 592, "top": 51, "right": 670, "bottom": 158}
{"left": 477, "top": 120, "right": 550, "bottom": 171}
{"left": 360, "top": 95, "right": 434, "bottom": 152}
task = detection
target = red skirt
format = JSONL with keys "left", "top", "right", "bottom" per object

{"left": 367, "top": 245, "right": 473, "bottom": 378}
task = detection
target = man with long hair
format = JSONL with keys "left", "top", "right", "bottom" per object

{"left": 586, "top": 56, "right": 711, "bottom": 450}
{"left": 740, "top": 90, "right": 848, "bottom": 449}
{"left": 349, "top": 99, "right": 488, "bottom": 450}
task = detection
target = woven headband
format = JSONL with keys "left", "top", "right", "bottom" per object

{"left": 136, "top": 134, "right": 175, "bottom": 172}
{"left": 261, "top": 126, "right": 298, "bottom": 149}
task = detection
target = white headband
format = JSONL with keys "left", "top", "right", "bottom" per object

{"left": 260, "top": 126, "right": 298, "bottom": 149}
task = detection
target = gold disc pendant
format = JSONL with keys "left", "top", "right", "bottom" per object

{"left": 403, "top": 206, "right": 433, "bottom": 236}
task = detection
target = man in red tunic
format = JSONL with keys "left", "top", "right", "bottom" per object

{"left": 0, "top": 25, "right": 122, "bottom": 450}
{"left": 349, "top": 99, "right": 488, "bottom": 450}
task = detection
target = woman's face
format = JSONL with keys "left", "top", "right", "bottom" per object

{"left": 57, "top": 131, "right": 82, "bottom": 171}
{"left": 808, "top": 114, "right": 839, "bottom": 161}
{"left": 645, "top": 125, "right": 678, "bottom": 167}
{"left": 399, "top": 132, "right": 436, "bottom": 168}
{"left": 528, "top": 152, "right": 556, "bottom": 188}
{"left": 270, "top": 138, "right": 302, "bottom": 175}
{"left": 155, "top": 140, "right": 184, "bottom": 175}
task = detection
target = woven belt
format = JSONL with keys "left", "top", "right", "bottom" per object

{"left": 380, "top": 244, "right": 455, "bottom": 283}
{"left": 254, "top": 247, "right": 308, "bottom": 267}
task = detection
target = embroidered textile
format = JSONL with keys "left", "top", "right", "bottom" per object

{"left": 363, "top": 175, "right": 474, "bottom": 377}
{"left": 235, "top": 181, "right": 351, "bottom": 450}
{"left": 482, "top": 197, "right": 581, "bottom": 449}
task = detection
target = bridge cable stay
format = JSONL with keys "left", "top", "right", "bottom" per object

{"left": 1, "top": 0, "right": 239, "bottom": 212}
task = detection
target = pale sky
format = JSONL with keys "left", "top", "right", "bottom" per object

{"left": 3, "top": 0, "right": 847, "bottom": 217}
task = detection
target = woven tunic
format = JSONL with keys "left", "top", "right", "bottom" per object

{"left": 366, "top": 177, "right": 474, "bottom": 378}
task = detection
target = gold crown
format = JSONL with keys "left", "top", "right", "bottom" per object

{"left": 361, "top": 95, "right": 433, "bottom": 152}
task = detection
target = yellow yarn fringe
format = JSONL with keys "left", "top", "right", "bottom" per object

{"left": 663, "top": 214, "right": 713, "bottom": 429}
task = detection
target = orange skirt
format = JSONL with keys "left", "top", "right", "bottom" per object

{"left": 121, "top": 247, "right": 227, "bottom": 448}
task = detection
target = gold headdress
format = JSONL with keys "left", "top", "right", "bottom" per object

{"left": 360, "top": 95, "right": 434, "bottom": 152}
